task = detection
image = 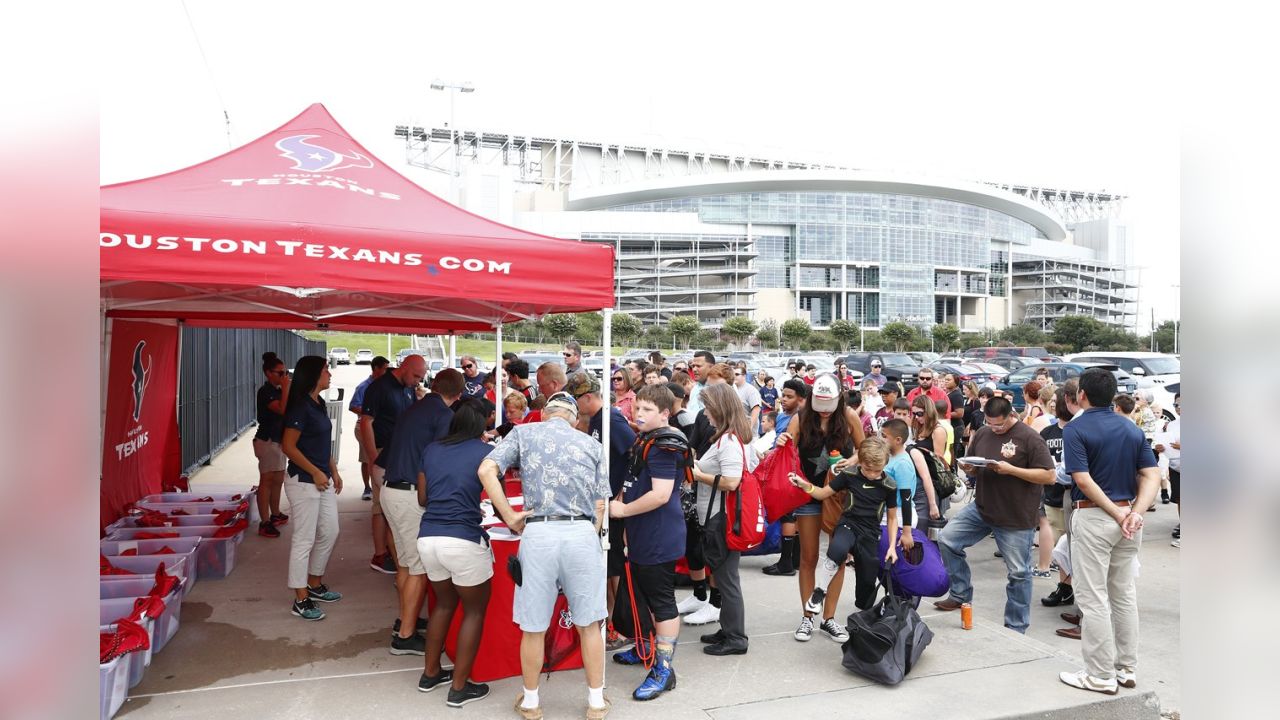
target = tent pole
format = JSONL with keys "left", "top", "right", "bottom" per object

{"left": 448, "top": 334, "right": 456, "bottom": 368}
{"left": 600, "top": 307, "right": 613, "bottom": 679}
{"left": 100, "top": 310, "right": 113, "bottom": 467}
{"left": 494, "top": 323, "right": 503, "bottom": 426}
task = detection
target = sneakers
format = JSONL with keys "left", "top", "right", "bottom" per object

{"left": 1172, "top": 524, "right": 1180, "bottom": 539}
{"left": 291, "top": 598, "right": 325, "bottom": 621}
{"left": 762, "top": 561, "right": 797, "bottom": 576}
{"left": 1032, "top": 568, "right": 1053, "bottom": 579}
{"left": 1058, "top": 669, "right": 1118, "bottom": 695}
{"left": 362, "top": 487, "right": 372, "bottom": 501}
{"left": 684, "top": 604, "right": 721, "bottom": 626}
{"left": 676, "top": 594, "right": 707, "bottom": 615}
{"left": 819, "top": 618, "right": 849, "bottom": 643}
{"left": 1160, "top": 489, "right": 1170, "bottom": 504}
{"left": 270, "top": 512, "right": 289, "bottom": 526}
{"left": 258, "top": 521, "right": 280, "bottom": 538}
{"left": 1171, "top": 537, "right": 1180, "bottom": 548}
{"left": 632, "top": 657, "right": 676, "bottom": 701}
{"left": 417, "top": 668, "right": 453, "bottom": 693}
{"left": 513, "top": 694, "right": 544, "bottom": 720}
{"left": 392, "top": 617, "right": 428, "bottom": 637}
{"left": 605, "top": 624, "right": 633, "bottom": 653}
{"left": 390, "top": 632, "right": 426, "bottom": 656}
{"left": 371, "top": 553, "right": 397, "bottom": 574}
{"left": 612, "top": 644, "right": 648, "bottom": 666}
{"left": 794, "top": 616, "right": 815, "bottom": 642}
{"left": 804, "top": 588, "right": 826, "bottom": 615}
{"left": 1116, "top": 666, "right": 1137, "bottom": 688}
{"left": 307, "top": 584, "right": 342, "bottom": 603}
{"left": 586, "top": 697, "right": 612, "bottom": 720}
{"left": 1041, "top": 582, "right": 1075, "bottom": 607}
{"left": 446, "top": 681, "right": 490, "bottom": 707}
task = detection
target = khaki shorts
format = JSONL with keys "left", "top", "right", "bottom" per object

{"left": 369, "top": 460, "right": 386, "bottom": 516}
{"left": 356, "top": 426, "right": 370, "bottom": 464}
{"left": 1046, "top": 505, "right": 1067, "bottom": 545}
{"left": 416, "top": 536, "right": 494, "bottom": 587}
{"left": 252, "top": 438, "right": 287, "bottom": 473}
{"left": 380, "top": 485, "right": 426, "bottom": 574}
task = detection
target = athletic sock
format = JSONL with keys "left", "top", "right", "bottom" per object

{"left": 693, "top": 578, "right": 708, "bottom": 601}
{"left": 777, "top": 536, "right": 797, "bottom": 571}
{"left": 815, "top": 556, "right": 840, "bottom": 595}
{"left": 587, "top": 686, "right": 605, "bottom": 708}
{"left": 521, "top": 687, "right": 539, "bottom": 709}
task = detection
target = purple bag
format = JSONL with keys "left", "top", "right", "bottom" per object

{"left": 878, "top": 527, "right": 949, "bottom": 598}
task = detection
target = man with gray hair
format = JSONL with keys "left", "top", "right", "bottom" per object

{"left": 479, "top": 392, "right": 611, "bottom": 719}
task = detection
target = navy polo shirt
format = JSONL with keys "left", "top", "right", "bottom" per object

{"left": 283, "top": 396, "right": 332, "bottom": 482}
{"left": 589, "top": 407, "right": 636, "bottom": 497}
{"left": 1064, "top": 407, "right": 1157, "bottom": 503}
{"left": 362, "top": 371, "right": 415, "bottom": 464}
{"left": 381, "top": 394, "right": 454, "bottom": 486}
{"left": 418, "top": 438, "right": 494, "bottom": 544}
{"left": 621, "top": 438, "right": 686, "bottom": 564}
{"left": 254, "top": 382, "right": 284, "bottom": 442}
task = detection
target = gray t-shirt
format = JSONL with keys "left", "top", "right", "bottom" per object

{"left": 735, "top": 382, "right": 762, "bottom": 414}
{"left": 485, "top": 417, "right": 609, "bottom": 518}
{"left": 694, "top": 433, "right": 760, "bottom": 526}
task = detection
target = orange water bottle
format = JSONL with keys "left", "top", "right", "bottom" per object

{"left": 961, "top": 603, "right": 973, "bottom": 630}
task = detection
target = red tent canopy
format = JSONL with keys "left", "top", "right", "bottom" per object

{"left": 101, "top": 104, "right": 614, "bottom": 331}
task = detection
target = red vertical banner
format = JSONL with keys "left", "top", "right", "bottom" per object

{"left": 101, "top": 319, "right": 179, "bottom": 532}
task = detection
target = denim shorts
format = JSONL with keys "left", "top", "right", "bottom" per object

{"left": 794, "top": 500, "right": 823, "bottom": 517}
{"left": 513, "top": 520, "right": 607, "bottom": 632}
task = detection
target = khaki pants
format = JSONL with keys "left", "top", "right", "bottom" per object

{"left": 1070, "top": 507, "right": 1140, "bottom": 680}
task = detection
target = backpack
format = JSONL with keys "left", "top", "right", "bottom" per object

{"left": 630, "top": 427, "right": 697, "bottom": 520}
{"left": 721, "top": 435, "right": 767, "bottom": 553}
{"left": 912, "top": 444, "right": 961, "bottom": 501}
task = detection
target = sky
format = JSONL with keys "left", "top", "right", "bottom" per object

{"left": 99, "top": 0, "right": 1180, "bottom": 325}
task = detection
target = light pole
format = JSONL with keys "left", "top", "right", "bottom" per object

{"left": 429, "top": 79, "right": 475, "bottom": 180}
{"left": 1171, "top": 283, "right": 1180, "bottom": 354}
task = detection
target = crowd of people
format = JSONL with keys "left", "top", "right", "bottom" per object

{"left": 245, "top": 344, "right": 1179, "bottom": 715}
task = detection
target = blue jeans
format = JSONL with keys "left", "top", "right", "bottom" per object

{"left": 937, "top": 503, "right": 1034, "bottom": 633}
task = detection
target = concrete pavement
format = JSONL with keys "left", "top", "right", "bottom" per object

{"left": 114, "top": 364, "right": 1180, "bottom": 719}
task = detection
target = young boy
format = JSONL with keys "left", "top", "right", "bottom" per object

{"left": 608, "top": 384, "right": 687, "bottom": 701}
{"left": 753, "top": 411, "right": 778, "bottom": 459}
{"left": 892, "top": 397, "right": 912, "bottom": 423}
{"left": 790, "top": 435, "right": 907, "bottom": 611}
{"left": 880, "top": 419, "right": 922, "bottom": 540}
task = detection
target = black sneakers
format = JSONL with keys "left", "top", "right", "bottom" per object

{"left": 446, "top": 681, "right": 491, "bottom": 707}
{"left": 258, "top": 521, "right": 280, "bottom": 538}
{"left": 392, "top": 617, "right": 428, "bottom": 637}
{"left": 390, "top": 632, "right": 426, "bottom": 656}
{"left": 418, "top": 669, "right": 453, "bottom": 693}
{"left": 1041, "top": 582, "right": 1075, "bottom": 607}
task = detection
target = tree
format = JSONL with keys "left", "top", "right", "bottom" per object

{"left": 1150, "top": 320, "right": 1177, "bottom": 353}
{"left": 997, "top": 323, "right": 1048, "bottom": 346}
{"left": 1051, "top": 315, "right": 1104, "bottom": 353}
{"left": 609, "top": 312, "right": 644, "bottom": 348}
{"left": 756, "top": 319, "right": 780, "bottom": 349}
{"left": 780, "top": 318, "right": 811, "bottom": 349}
{"left": 880, "top": 321, "right": 916, "bottom": 351}
{"left": 544, "top": 313, "right": 578, "bottom": 344}
{"left": 930, "top": 323, "right": 960, "bottom": 353}
{"left": 668, "top": 315, "right": 702, "bottom": 349}
{"left": 645, "top": 324, "right": 674, "bottom": 349}
{"left": 721, "top": 316, "right": 759, "bottom": 347}
{"left": 828, "top": 319, "right": 860, "bottom": 351}
{"left": 1090, "top": 325, "right": 1143, "bottom": 351}
{"left": 574, "top": 312, "right": 603, "bottom": 345}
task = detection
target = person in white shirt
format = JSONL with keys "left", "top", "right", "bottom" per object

{"left": 753, "top": 412, "right": 778, "bottom": 459}
{"left": 1153, "top": 393, "right": 1181, "bottom": 547}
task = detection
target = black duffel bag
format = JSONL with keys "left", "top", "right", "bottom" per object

{"left": 840, "top": 572, "right": 934, "bottom": 685}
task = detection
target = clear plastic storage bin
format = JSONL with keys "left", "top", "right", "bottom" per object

{"left": 99, "top": 577, "right": 185, "bottom": 653}
{"left": 105, "top": 526, "right": 241, "bottom": 579}
{"left": 139, "top": 489, "right": 259, "bottom": 523}
{"left": 100, "top": 555, "right": 191, "bottom": 596}
{"left": 99, "top": 643, "right": 129, "bottom": 720}
{"left": 99, "top": 601, "right": 152, "bottom": 688}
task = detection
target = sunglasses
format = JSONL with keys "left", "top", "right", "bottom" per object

{"left": 612, "top": 376, "right": 625, "bottom": 382}
{"left": 912, "top": 410, "right": 926, "bottom": 417}
{"left": 562, "top": 352, "right": 575, "bottom": 357}
{"left": 462, "top": 364, "right": 474, "bottom": 369}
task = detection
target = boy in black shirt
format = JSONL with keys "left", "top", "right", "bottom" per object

{"left": 790, "top": 436, "right": 910, "bottom": 611}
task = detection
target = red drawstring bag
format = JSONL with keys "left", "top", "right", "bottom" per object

{"left": 169, "top": 508, "right": 190, "bottom": 516}
{"left": 723, "top": 439, "right": 767, "bottom": 553}
{"left": 130, "top": 594, "right": 166, "bottom": 622}
{"left": 756, "top": 442, "right": 808, "bottom": 522}
{"left": 136, "top": 509, "right": 172, "bottom": 527}
{"left": 134, "top": 531, "right": 179, "bottom": 540}
{"left": 213, "top": 518, "right": 249, "bottom": 538}
{"left": 541, "top": 594, "right": 580, "bottom": 673}
{"left": 100, "top": 554, "right": 133, "bottom": 576}
{"left": 193, "top": 496, "right": 215, "bottom": 502}
{"left": 150, "top": 563, "right": 181, "bottom": 597}
{"left": 212, "top": 509, "right": 238, "bottom": 526}
{"left": 100, "top": 619, "right": 150, "bottom": 664}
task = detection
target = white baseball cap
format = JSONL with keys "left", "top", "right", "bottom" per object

{"left": 811, "top": 374, "right": 841, "bottom": 413}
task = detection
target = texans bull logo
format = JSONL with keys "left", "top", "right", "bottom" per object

{"left": 275, "top": 134, "right": 374, "bottom": 173}
{"left": 131, "top": 340, "right": 152, "bottom": 422}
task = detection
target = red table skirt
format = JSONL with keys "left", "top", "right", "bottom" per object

{"left": 425, "top": 535, "right": 584, "bottom": 682}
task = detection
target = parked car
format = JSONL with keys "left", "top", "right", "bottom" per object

{"left": 355, "top": 349, "right": 374, "bottom": 365}
{"left": 996, "top": 362, "right": 1137, "bottom": 411}
{"left": 984, "top": 355, "right": 1043, "bottom": 373}
{"left": 964, "top": 361, "right": 1010, "bottom": 384}
{"left": 907, "top": 351, "right": 941, "bottom": 366}
{"left": 927, "top": 362, "right": 1000, "bottom": 386}
{"left": 328, "top": 347, "right": 351, "bottom": 365}
{"left": 839, "top": 352, "right": 921, "bottom": 393}
{"left": 963, "top": 346, "right": 1056, "bottom": 362}
{"left": 395, "top": 348, "right": 417, "bottom": 366}
{"left": 1065, "top": 352, "right": 1180, "bottom": 419}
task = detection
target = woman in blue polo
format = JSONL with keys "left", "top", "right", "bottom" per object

{"left": 280, "top": 355, "right": 343, "bottom": 621}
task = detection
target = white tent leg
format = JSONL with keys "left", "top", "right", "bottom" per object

{"left": 494, "top": 323, "right": 503, "bottom": 426}
{"left": 600, "top": 307, "right": 613, "bottom": 682}
{"left": 448, "top": 334, "right": 456, "bottom": 367}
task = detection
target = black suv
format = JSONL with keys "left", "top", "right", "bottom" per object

{"left": 839, "top": 352, "right": 920, "bottom": 394}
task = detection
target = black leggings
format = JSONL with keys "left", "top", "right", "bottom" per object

{"left": 685, "top": 514, "right": 705, "bottom": 572}
{"left": 827, "top": 523, "right": 883, "bottom": 611}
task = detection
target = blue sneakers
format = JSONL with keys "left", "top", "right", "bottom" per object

{"left": 633, "top": 657, "right": 676, "bottom": 701}
{"left": 612, "top": 647, "right": 645, "bottom": 666}
{"left": 307, "top": 584, "right": 342, "bottom": 603}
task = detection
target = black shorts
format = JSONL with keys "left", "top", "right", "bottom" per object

{"left": 630, "top": 561, "right": 679, "bottom": 623}
{"left": 607, "top": 519, "right": 626, "bottom": 578}
{"left": 780, "top": 512, "right": 797, "bottom": 524}
{"left": 1169, "top": 469, "right": 1180, "bottom": 505}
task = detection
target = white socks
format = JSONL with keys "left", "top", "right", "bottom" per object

{"left": 588, "top": 686, "right": 606, "bottom": 708}
{"left": 815, "top": 555, "right": 840, "bottom": 595}
{"left": 521, "top": 687, "right": 539, "bottom": 709}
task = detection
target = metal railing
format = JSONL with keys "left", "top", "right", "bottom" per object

{"left": 178, "top": 327, "right": 325, "bottom": 475}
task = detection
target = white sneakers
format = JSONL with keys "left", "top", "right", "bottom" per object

{"left": 676, "top": 594, "right": 707, "bottom": 616}
{"left": 1059, "top": 670, "right": 1119, "bottom": 695}
{"left": 1116, "top": 667, "right": 1137, "bottom": 688}
{"left": 684, "top": 604, "right": 721, "bottom": 626}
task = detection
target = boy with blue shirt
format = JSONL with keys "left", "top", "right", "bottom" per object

{"left": 879, "top": 419, "right": 919, "bottom": 554}
{"left": 608, "top": 384, "right": 686, "bottom": 702}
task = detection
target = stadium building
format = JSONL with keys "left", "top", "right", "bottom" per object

{"left": 393, "top": 126, "right": 1136, "bottom": 334}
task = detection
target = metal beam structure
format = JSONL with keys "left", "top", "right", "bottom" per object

{"left": 1011, "top": 257, "right": 1137, "bottom": 332}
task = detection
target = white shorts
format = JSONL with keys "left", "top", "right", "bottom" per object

{"left": 416, "top": 536, "right": 494, "bottom": 587}
{"left": 252, "top": 439, "right": 286, "bottom": 473}
{"left": 369, "top": 461, "right": 386, "bottom": 516}
{"left": 380, "top": 486, "right": 426, "bottom": 574}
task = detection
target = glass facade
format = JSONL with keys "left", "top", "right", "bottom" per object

{"left": 600, "top": 190, "right": 1047, "bottom": 328}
